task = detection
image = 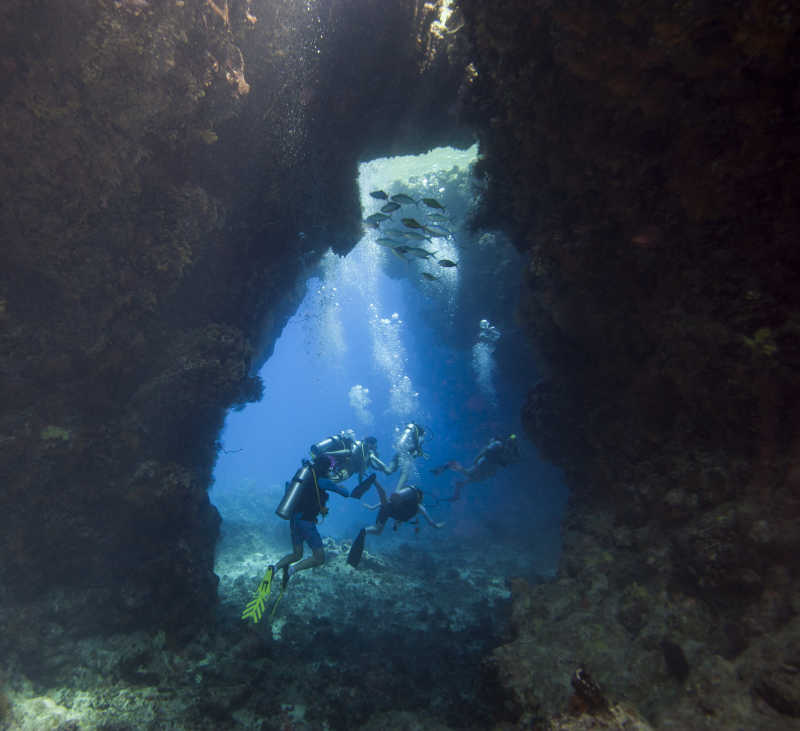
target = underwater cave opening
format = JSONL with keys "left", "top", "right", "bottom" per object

{"left": 208, "top": 145, "right": 568, "bottom": 723}
{"left": 211, "top": 144, "right": 567, "bottom": 572}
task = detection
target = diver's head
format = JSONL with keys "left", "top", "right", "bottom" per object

{"left": 312, "top": 454, "right": 333, "bottom": 477}
{"left": 363, "top": 436, "right": 378, "bottom": 452}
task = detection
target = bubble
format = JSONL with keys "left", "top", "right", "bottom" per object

{"left": 348, "top": 384, "right": 374, "bottom": 426}
{"left": 472, "top": 319, "right": 500, "bottom": 407}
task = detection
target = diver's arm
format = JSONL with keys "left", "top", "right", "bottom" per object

{"left": 362, "top": 502, "right": 381, "bottom": 510}
{"left": 479, "top": 440, "right": 504, "bottom": 465}
{"left": 369, "top": 454, "right": 394, "bottom": 474}
{"left": 319, "top": 477, "right": 349, "bottom": 498}
{"left": 472, "top": 445, "right": 490, "bottom": 466}
{"left": 418, "top": 505, "right": 444, "bottom": 529}
{"left": 373, "top": 480, "right": 389, "bottom": 506}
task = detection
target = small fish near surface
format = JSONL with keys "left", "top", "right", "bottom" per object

{"left": 375, "top": 237, "right": 405, "bottom": 248}
{"left": 389, "top": 247, "right": 410, "bottom": 262}
{"left": 369, "top": 190, "right": 388, "bottom": 200}
{"left": 421, "top": 197, "right": 445, "bottom": 210}
{"left": 402, "top": 217, "right": 425, "bottom": 229}
{"left": 438, "top": 259, "right": 457, "bottom": 267}
{"left": 403, "top": 246, "right": 438, "bottom": 260}
{"left": 385, "top": 228, "right": 431, "bottom": 242}
{"left": 390, "top": 193, "right": 417, "bottom": 205}
{"left": 427, "top": 213, "right": 451, "bottom": 224}
{"left": 423, "top": 224, "right": 453, "bottom": 238}
{"left": 365, "top": 213, "right": 391, "bottom": 225}
{"left": 381, "top": 202, "right": 401, "bottom": 213}
{"left": 421, "top": 272, "right": 440, "bottom": 281}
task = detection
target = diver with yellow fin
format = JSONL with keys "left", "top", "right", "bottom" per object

{"left": 242, "top": 454, "right": 348, "bottom": 623}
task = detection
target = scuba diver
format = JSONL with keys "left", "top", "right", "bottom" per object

{"left": 387, "top": 421, "right": 427, "bottom": 474}
{"left": 310, "top": 430, "right": 394, "bottom": 484}
{"left": 241, "top": 454, "right": 348, "bottom": 624}
{"left": 270, "top": 454, "right": 349, "bottom": 588}
{"left": 430, "top": 433, "right": 521, "bottom": 502}
{"left": 347, "top": 472, "right": 444, "bottom": 568}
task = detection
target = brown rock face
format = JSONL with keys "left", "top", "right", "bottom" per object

{"left": 459, "top": 0, "right": 800, "bottom": 725}
{"left": 0, "top": 0, "right": 469, "bottom": 637}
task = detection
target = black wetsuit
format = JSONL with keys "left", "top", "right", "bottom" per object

{"left": 377, "top": 486, "right": 420, "bottom": 525}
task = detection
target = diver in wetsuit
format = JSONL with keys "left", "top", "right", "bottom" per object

{"left": 430, "top": 433, "right": 520, "bottom": 502}
{"left": 386, "top": 422, "right": 427, "bottom": 475}
{"left": 347, "top": 471, "right": 444, "bottom": 567}
{"left": 271, "top": 454, "right": 349, "bottom": 587}
{"left": 310, "top": 431, "right": 394, "bottom": 485}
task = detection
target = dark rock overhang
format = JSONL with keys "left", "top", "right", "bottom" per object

{"left": 0, "top": 0, "right": 472, "bottom": 636}
{"left": 458, "top": 0, "right": 800, "bottom": 725}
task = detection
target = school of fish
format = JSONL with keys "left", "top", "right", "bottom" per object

{"left": 366, "top": 189, "right": 458, "bottom": 281}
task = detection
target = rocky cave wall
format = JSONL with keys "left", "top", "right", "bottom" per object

{"left": 3, "top": 0, "right": 800, "bottom": 724}
{"left": 459, "top": 0, "right": 800, "bottom": 725}
{"left": 0, "top": 0, "right": 470, "bottom": 639}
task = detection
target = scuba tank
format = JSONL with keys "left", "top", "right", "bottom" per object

{"left": 396, "top": 423, "right": 424, "bottom": 457}
{"left": 310, "top": 434, "right": 351, "bottom": 459}
{"left": 389, "top": 485, "right": 423, "bottom": 522}
{"left": 276, "top": 463, "right": 312, "bottom": 520}
{"left": 310, "top": 434, "right": 354, "bottom": 481}
{"left": 348, "top": 439, "right": 369, "bottom": 474}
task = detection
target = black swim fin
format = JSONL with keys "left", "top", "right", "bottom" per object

{"left": 347, "top": 528, "right": 366, "bottom": 567}
{"left": 351, "top": 473, "right": 376, "bottom": 499}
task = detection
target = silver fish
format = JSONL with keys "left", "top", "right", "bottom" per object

{"left": 381, "top": 202, "right": 401, "bottom": 213}
{"left": 390, "top": 194, "right": 417, "bottom": 205}
{"left": 404, "top": 247, "right": 437, "bottom": 260}
{"left": 423, "top": 225, "right": 453, "bottom": 238}
{"left": 385, "top": 229, "right": 431, "bottom": 242}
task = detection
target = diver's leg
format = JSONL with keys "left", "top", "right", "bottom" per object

{"left": 289, "top": 546, "right": 325, "bottom": 573}
{"left": 431, "top": 460, "right": 457, "bottom": 476}
{"left": 274, "top": 546, "right": 302, "bottom": 571}
{"left": 374, "top": 480, "right": 389, "bottom": 505}
{"left": 365, "top": 519, "right": 386, "bottom": 536}
{"left": 275, "top": 519, "right": 304, "bottom": 569}
{"left": 285, "top": 521, "right": 325, "bottom": 583}
{"left": 394, "top": 460, "right": 411, "bottom": 492}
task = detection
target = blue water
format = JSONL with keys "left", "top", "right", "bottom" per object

{"left": 211, "top": 148, "right": 567, "bottom": 570}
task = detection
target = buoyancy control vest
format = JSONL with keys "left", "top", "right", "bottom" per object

{"left": 388, "top": 486, "right": 422, "bottom": 522}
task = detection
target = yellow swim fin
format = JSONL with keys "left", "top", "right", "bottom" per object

{"left": 268, "top": 586, "right": 285, "bottom": 622}
{"left": 241, "top": 566, "right": 274, "bottom": 624}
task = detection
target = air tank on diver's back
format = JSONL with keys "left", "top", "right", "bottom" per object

{"left": 275, "top": 463, "right": 313, "bottom": 520}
